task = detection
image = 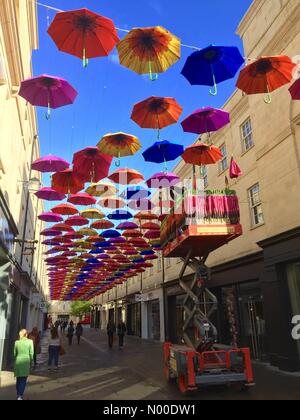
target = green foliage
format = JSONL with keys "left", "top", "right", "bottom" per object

{"left": 70, "top": 301, "right": 91, "bottom": 319}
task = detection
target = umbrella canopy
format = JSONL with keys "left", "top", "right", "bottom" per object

{"left": 65, "top": 216, "right": 89, "bottom": 226}
{"left": 97, "top": 133, "right": 141, "bottom": 166}
{"left": 38, "top": 212, "right": 63, "bottom": 223}
{"left": 98, "top": 198, "right": 126, "bottom": 209}
{"left": 181, "top": 45, "right": 244, "bottom": 95}
{"left": 131, "top": 96, "right": 183, "bottom": 138}
{"left": 77, "top": 227, "right": 98, "bottom": 236}
{"left": 146, "top": 172, "right": 180, "bottom": 189}
{"left": 236, "top": 55, "right": 296, "bottom": 103}
{"left": 72, "top": 147, "right": 113, "bottom": 183}
{"left": 128, "top": 199, "right": 154, "bottom": 211}
{"left": 123, "top": 229, "right": 143, "bottom": 238}
{"left": 51, "top": 223, "right": 74, "bottom": 232}
{"left": 181, "top": 107, "right": 230, "bottom": 135}
{"left": 117, "top": 26, "right": 180, "bottom": 80}
{"left": 52, "top": 169, "right": 84, "bottom": 195}
{"left": 229, "top": 157, "right": 242, "bottom": 179}
{"left": 144, "top": 230, "right": 160, "bottom": 239}
{"left": 41, "top": 228, "right": 60, "bottom": 237}
{"left": 51, "top": 203, "right": 79, "bottom": 216}
{"left": 289, "top": 78, "right": 300, "bottom": 100}
{"left": 142, "top": 140, "right": 184, "bottom": 169}
{"left": 108, "top": 168, "right": 144, "bottom": 185}
{"left": 135, "top": 212, "right": 158, "bottom": 221}
{"left": 182, "top": 143, "right": 223, "bottom": 166}
{"left": 80, "top": 208, "right": 105, "bottom": 220}
{"left": 31, "top": 155, "right": 69, "bottom": 173}
{"left": 48, "top": 8, "right": 120, "bottom": 66}
{"left": 68, "top": 192, "right": 96, "bottom": 206}
{"left": 122, "top": 186, "right": 150, "bottom": 201}
{"left": 91, "top": 220, "right": 114, "bottom": 230}
{"left": 116, "top": 222, "right": 138, "bottom": 230}
{"left": 35, "top": 187, "right": 66, "bottom": 201}
{"left": 107, "top": 210, "right": 133, "bottom": 220}
{"left": 102, "top": 230, "right": 121, "bottom": 239}
{"left": 86, "top": 181, "right": 117, "bottom": 197}
{"left": 19, "top": 74, "right": 77, "bottom": 118}
{"left": 141, "top": 222, "right": 160, "bottom": 230}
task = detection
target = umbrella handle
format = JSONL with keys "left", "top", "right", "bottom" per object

{"left": 209, "top": 73, "right": 218, "bottom": 96}
{"left": 115, "top": 159, "right": 121, "bottom": 167}
{"left": 45, "top": 107, "right": 51, "bottom": 120}
{"left": 83, "top": 48, "right": 89, "bottom": 68}
{"left": 264, "top": 91, "right": 272, "bottom": 104}
{"left": 149, "top": 59, "right": 158, "bottom": 81}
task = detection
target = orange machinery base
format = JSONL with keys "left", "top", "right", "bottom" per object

{"left": 162, "top": 223, "right": 243, "bottom": 258}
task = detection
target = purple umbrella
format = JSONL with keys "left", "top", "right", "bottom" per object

{"left": 19, "top": 74, "right": 78, "bottom": 119}
{"left": 38, "top": 212, "right": 63, "bottom": 223}
{"left": 35, "top": 187, "right": 66, "bottom": 201}
{"left": 146, "top": 172, "right": 180, "bottom": 189}
{"left": 116, "top": 222, "right": 139, "bottom": 230}
{"left": 40, "top": 228, "right": 60, "bottom": 237}
{"left": 32, "top": 155, "right": 69, "bottom": 173}
{"left": 181, "top": 106, "right": 230, "bottom": 135}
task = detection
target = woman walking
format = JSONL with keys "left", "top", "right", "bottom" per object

{"left": 28, "top": 327, "right": 41, "bottom": 368}
{"left": 14, "top": 329, "right": 34, "bottom": 400}
{"left": 75, "top": 322, "right": 83, "bottom": 345}
{"left": 117, "top": 321, "right": 127, "bottom": 349}
{"left": 48, "top": 327, "right": 61, "bottom": 371}
{"left": 67, "top": 321, "right": 75, "bottom": 346}
{"left": 107, "top": 319, "right": 116, "bottom": 349}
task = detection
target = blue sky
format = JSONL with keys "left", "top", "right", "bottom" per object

{"left": 33, "top": 0, "right": 253, "bottom": 197}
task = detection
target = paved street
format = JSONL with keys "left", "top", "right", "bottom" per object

{"left": 1, "top": 327, "right": 300, "bottom": 400}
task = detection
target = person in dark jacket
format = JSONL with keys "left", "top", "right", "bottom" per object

{"left": 106, "top": 319, "right": 116, "bottom": 349}
{"left": 67, "top": 321, "right": 75, "bottom": 346}
{"left": 75, "top": 322, "right": 83, "bottom": 345}
{"left": 117, "top": 321, "right": 127, "bottom": 349}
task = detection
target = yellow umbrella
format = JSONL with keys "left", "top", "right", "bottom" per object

{"left": 77, "top": 227, "right": 98, "bottom": 236}
{"left": 80, "top": 208, "right": 105, "bottom": 220}
{"left": 97, "top": 132, "right": 141, "bottom": 166}
{"left": 85, "top": 181, "right": 116, "bottom": 197}
{"left": 117, "top": 26, "right": 180, "bottom": 80}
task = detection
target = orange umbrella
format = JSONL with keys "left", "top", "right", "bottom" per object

{"left": 108, "top": 168, "right": 144, "bottom": 185}
{"left": 182, "top": 143, "right": 222, "bottom": 166}
{"left": 117, "top": 26, "right": 180, "bottom": 80}
{"left": 131, "top": 96, "right": 183, "bottom": 139}
{"left": 236, "top": 55, "right": 296, "bottom": 103}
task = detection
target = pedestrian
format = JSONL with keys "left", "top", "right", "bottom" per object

{"left": 75, "top": 322, "right": 83, "bottom": 345}
{"left": 14, "top": 329, "right": 34, "bottom": 400}
{"left": 107, "top": 319, "right": 116, "bottom": 349}
{"left": 48, "top": 327, "right": 61, "bottom": 372}
{"left": 62, "top": 321, "right": 67, "bottom": 335}
{"left": 117, "top": 320, "right": 127, "bottom": 349}
{"left": 67, "top": 321, "right": 75, "bottom": 346}
{"left": 28, "top": 327, "right": 41, "bottom": 368}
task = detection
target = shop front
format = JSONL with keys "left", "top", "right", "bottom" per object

{"left": 141, "top": 289, "right": 164, "bottom": 341}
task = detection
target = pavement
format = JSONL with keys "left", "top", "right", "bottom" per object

{"left": 1, "top": 327, "right": 300, "bottom": 400}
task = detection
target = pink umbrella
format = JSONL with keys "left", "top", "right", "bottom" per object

{"left": 116, "top": 222, "right": 138, "bottom": 230}
{"left": 67, "top": 192, "right": 96, "bottom": 206}
{"left": 19, "top": 74, "right": 78, "bottom": 119}
{"left": 289, "top": 78, "right": 300, "bottom": 100}
{"left": 146, "top": 172, "right": 180, "bottom": 188}
{"left": 38, "top": 212, "right": 63, "bottom": 223}
{"left": 32, "top": 155, "right": 69, "bottom": 173}
{"left": 65, "top": 216, "right": 89, "bottom": 226}
{"left": 35, "top": 187, "right": 66, "bottom": 201}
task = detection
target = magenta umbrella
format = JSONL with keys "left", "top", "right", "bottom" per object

{"left": 40, "top": 228, "right": 60, "bottom": 237}
{"left": 146, "top": 172, "right": 180, "bottom": 189}
{"left": 32, "top": 155, "right": 69, "bottom": 173}
{"left": 116, "top": 222, "right": 139, "bottom": 230}
{"left": 289, "top": 78, "right": 300, "bottom": 100}
{"left": 19, "top": 74, "right": 78, "bottom": 119}
{"left": 181, "top": 106, "right": 230, "bottom": 135}
{"left": 38, "top": 212, "right": 63, "bottom": 223}
{"left": 35, "top": 187, "right": 66, "bottom": 201}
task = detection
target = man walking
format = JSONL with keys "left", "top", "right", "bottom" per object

{"left": 67, "top": 321, "right": 75, "bottom": 346}
{"left": 107, "top": 319, "right": 116, "bottom": 349}
{"left": 117, "top": 321, "right": 127, "bottom": 349}
{"left": 75, "top": 322, "right": 83, "bottom": 345}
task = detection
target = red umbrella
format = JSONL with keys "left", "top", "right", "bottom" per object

{"left": 141, "top": 222, "right": 160, "bottom": 230}
{"left": 64, "top": 232, "right": 83, "bottom": 240}
{"left": 52, "top": 169, "right": 84, "bottom": 195}
{"left": 51, "top": 203, "right": 79, "bottom": 216}
{"left": 108, "top": 168, "right": 144, "bottom": 185}
{"left": 48, "top": 8, "right": 120, "bottom": 67}
{"left": 91, "top": 220, "right": 114, "bottom": 230}
{"left": 68, "top": 192, "right": 96, "bottom": 206}
{"left": 73, "top": 147, "right": 113, "bottom": 183}
{"left": 65, "top": 216, "right": 89, "bottom": 226}
{"left": 51, "top": 223, "right": 74, "bottom": 232}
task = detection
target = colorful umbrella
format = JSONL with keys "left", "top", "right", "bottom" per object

{"left": 122, "top": 186, "right": 150, "bottom": 201}
{"left": 35, "top": 187, "right": 66, "bottom": 201}
{"left": 108, "top": 168, "right": 144, "bottom": 185}
{"left": 236, "top": 55, "right": 296, "bottom": 103}
{"left": 182, "top": 143, "right": 222, "bottom": 166}
{"left": 135, "top": 212, "right": 158, "bottom": 221}
{"left": 102, "top": 230, "right": 121, "bottom": 239}
{"left": 142, "top": 140, "right": 184, "bottom": 170}
{"left": 128, "top": 199, "right": 154, "bottom": 211}
{"left": 52, "top": 169, "right": 84, "bottom": 195}
{"left": 80, "top": 208, "right": 105, "bottom": 220}
{"left": 19, "top": 74, "right": 78, "bottom": 119}
{"left": 107, "top": 210, "right": 133, "bottom": 220}
{"left": 41, "top": 228, "right": 60, "bottom": 237}
{"left": 51, "top": 203, "right": 79, "bottom": 216}
{"left": 141, "top": 222, "right": 160, "bottom": 230}
{"left": 97, "top": 133, "right": 141, "bottom": 167}
{"left": 86, "top": 181, "right": 117, "bottom": 197}
{"left": 131, "top": 96, "right": 183, "bottom": 139}
{"left": 289, "top": 78, "right": 300, "bottom": 100}
{"left": 98, "top": 198, "right": 126, "bottom": 209}
{"left": 117, "top": 26, "right": 180, "bottom": 80}
{"left": 31, "top": 155, "right": 69, "bottom": 173}
{"left": 181, "top": 45, "right": 244, "bottom": 95}
{"left": 72, "top": 147, "right": 113, "bottom": 183}
{"left": 146, "top": 172, "right": 180, "bottom": 189}
{"left": 116, "top": 222, "right": 138, "bottom": 230}
{"left": 51, "top": 223, "right": 74, "bottom": 232}
{"left": 68, "top": 192, "right": 96, "bottom": 206}
{"left": 90, "top": 220, "right": 114, "bottom": 230}
{"left": 77, "top": 227, "right": 98, "bottom": 236}
{"left": 48, "top": 8, "right": 120, "bottom": 67}
{"left": 229, "top": 157, "right": 242, "bottom": 179}
{"left": 181, "top": 107, "right": 230, "bottom": 136}
{"left": 38, "top": 212, "right": 63, "bottom": 223}
{"left": 65, "top": 216, "right": 89, "bottom": 226}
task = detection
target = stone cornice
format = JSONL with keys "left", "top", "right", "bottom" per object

{"left": 236, "top": 0, "right": 265, "bottom": 37}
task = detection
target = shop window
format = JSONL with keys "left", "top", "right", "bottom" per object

{"left": 241, "top": 118, "right": 254, "bottom": 153}
{"left": 248, "top": 183, "right": 264, "bottom": 227}
{"left": 218, "top": 144, "right": 228, "bottom": 174}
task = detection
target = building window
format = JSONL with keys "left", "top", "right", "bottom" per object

{"left": 219, "top": 144, "right": 228, "bottom": 174}
{"left": 241, "top": 118, "right": 254, "bottom": 152}
{"left": 248, "top": 183, "right": 264, "bottom": 227}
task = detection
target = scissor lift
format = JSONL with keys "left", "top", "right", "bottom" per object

{"left": 161, "top": 194, "right": 255, "bottom": 394}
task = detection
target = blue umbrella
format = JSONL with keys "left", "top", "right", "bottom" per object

{"left": 102, "top": 229, "right": 121, "bottom": 238}
{"left": 140, "top": 250, "right": 155, "bottom": 256}
{"left": 142, "top": 140, "right": 184, "bottom": 170}
{"left": 181, "top": 45, "right": 244, "bottom": 95}
{"left": 122, "top": 186, "right": 150, "bottom": 201}
{"left": 86, "top": 258, "right": 100, "bottom": 264}
{"left": 107, "top": 210, "right": 133, "bottom": 220}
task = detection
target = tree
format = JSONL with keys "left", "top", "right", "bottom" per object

{"left": 70, "top": 301, "right": 91, "bottom": 320}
